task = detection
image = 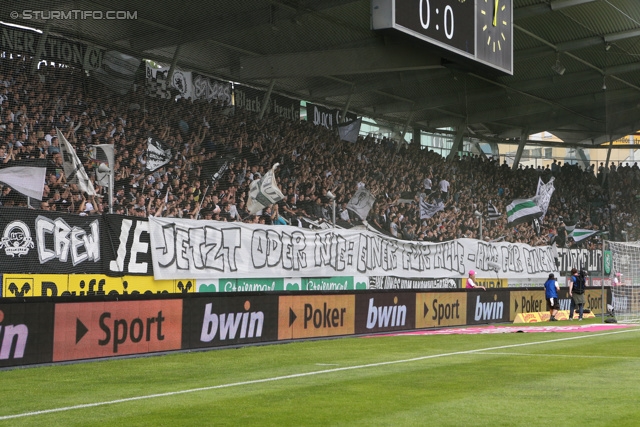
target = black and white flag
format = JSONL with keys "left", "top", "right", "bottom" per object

{"left": 89, "top": 144, "right": 115, "bottom": 188}
{"left": 419, "top": 196, "right": 445, "bottom": 219}
{"left": 535, "top": 177, "right": 555, "bottom": 223}
{"left": 146, "top": 136, "right": 172, "bottom": 172}
{"left": 145, "top": 62, "right": 192, "bottom": 100}
{"left": 211, "top": 155, "right": 232, "bottom": 184}
{"left": 247, "top": 163, "right": 285, "bottom": 215}
{"left": 347, "top": 188, "right": 375, "bottom": 220}
{"left": 487, "top": 201, "right": 501, "bottom": 221}
{"left": 338, "top": 117, "right": 362, "bottom": 143}
{"left": 57, "top": 128, "right": 96, "bottom": 196}
{"left": 93, "top": 50, "right": 140, "bottom": 95}
{"left": 532, "top": 217, "right": 541, "bottom": 236}
{"left": 0, "top": 159, "right": 46, "bottom": 200}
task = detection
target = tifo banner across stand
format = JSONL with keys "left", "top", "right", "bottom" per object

{"left": 147, "top": 217, "right": 558, "bottom": 280}
{"left": 0, "top": 208, "right": 608, "bottom": 283}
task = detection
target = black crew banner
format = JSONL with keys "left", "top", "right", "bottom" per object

{"left": 0, "top": 207, "right": 103, "bottom": 274}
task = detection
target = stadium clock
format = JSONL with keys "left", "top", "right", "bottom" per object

{"left": 371, "top": 0, "right": 513, "bottom": 74}
{"left": 475, "top": 0, "right": 512, "bottom": 72}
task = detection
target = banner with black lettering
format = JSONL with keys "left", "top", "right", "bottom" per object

{"left": 0, "top": 23, "right": 103, "bottom": 70}
{"left": 306, "top": 103, "right": 356, "bottom": 130}
{"left": 102, "top": 214, "right": 152, "bottom": 276}
{"left": 234, "top": 85, "right": 300, "bottom": 120}
{"left": 148, "top": 217, "right": 558, "bottom": 280}
{"left": 0, "top": 207, "right": 102, "bottom": 274}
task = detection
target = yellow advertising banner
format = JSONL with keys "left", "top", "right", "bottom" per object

{"left": 2, "top": 274, "right": 195, "bottom": 297}
{"left": 514, "top": 310, "right": 595, "bottom": 323}
{"left": 415, "top": 292, "right": 467, "bottom": 328}
{"left": 474, "top": 278, "right": 508, "bottom": 288}
{"left": 583, "top": 288, "right": 605, "bottom": 315}
{"left": 509, "top": 290, "right": 546, "bottom": 321}
{"left": 278, "top": 295, "right": 355, "bottom": 340}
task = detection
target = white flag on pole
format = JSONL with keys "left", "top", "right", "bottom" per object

{"left": 57, "top": 128, "right": 96, "bottom": 196}
{"left": 0, "top": 159, "right": 46, "bottom": 200}
{"left": 347, "top": 188, "right": 375, "bottom": 220}
{"left": 535, "top": 177, "right": 555, "bottom": 223}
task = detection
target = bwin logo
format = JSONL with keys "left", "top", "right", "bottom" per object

{"left": 0, "top": 310, "right": 28, "bottom": 359}
{"left": 200, "top": 301, "right": 264, "bottom": 342}
{"left": 474, "top": 295, "right": 504, "bottom": 321}
{"left": 612, "top": 296, "right": 628, "bottom": 311}
{"left": 366, "top": 297, "right": 407, "bottom": 329}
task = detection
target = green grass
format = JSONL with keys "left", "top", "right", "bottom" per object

{"left": 1, "top": 324, "right": 639, "bottom": 426}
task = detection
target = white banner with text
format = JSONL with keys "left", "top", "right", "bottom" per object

{"left": 148, "top": 218, "right": 558, "bottom": 280}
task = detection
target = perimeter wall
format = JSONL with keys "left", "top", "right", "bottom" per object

{"left": 0, "top": 207, "right": 613, "bottom": 368}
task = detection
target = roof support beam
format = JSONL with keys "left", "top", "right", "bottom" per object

{"left": 312, "top": 69, "right": 451, "bottom": 99}
{"left": 517, "top": 28, "right": 640, "bottom": 61}
{"left": 512, "top": 129, "right": 530, "bottom": 171}
{"left": 514, "top": 0, "right": 597, "bottom": 20}
{"left": 258, "top": 79, "right": 276, "bottom": 120}
{"left": 341, "top": 89, "right": 354, "bottom": 123}
{"left": 447, "top": 123, "right": 466, "bottom": 161}
{"left": 373, "top": 86, "right": 506, "bottom": 115}
{"left": 234, "top": 46, "right": 442, "bottom": 80}
{"left": 166, "top": 44, "right": 182, "bottom": 85}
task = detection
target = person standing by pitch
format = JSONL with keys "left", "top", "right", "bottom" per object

{"left": 569, "top": 268, "right": 586, "bottom": 320}
{"left": 544, "top": 273, "right": 560, "bottom": 321}
{"left": 465, "top": 270, "right": 486, "bottom": 291}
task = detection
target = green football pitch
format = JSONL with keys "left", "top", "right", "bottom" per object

{"left": 1, "top": 322, "right": 639, "bottom": 426}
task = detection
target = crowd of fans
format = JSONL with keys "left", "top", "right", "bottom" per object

{"left": 0, "top": 55, "right": 638, "bottom": 249}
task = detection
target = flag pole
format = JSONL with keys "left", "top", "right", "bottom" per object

{"left": 196, "top": 186, "right": 210, "bottom": 220}
{"left": 109, "top": 162, "right": 114, "bottom": 214}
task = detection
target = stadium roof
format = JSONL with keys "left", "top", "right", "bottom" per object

{"left": 6, "top": 0, "right": 640, "bottom": 147}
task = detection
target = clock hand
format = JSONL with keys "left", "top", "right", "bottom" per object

{"left": 493, "top": 0, "right": 499, "bottom": 27}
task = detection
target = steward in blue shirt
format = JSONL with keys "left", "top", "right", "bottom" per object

{"left": 544, "top": 273, "right": 560, "bottom": 321}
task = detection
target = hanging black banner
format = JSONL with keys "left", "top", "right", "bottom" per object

{"left": 103, "top": 214, "right": 153, "bottom": 276}
{"left": 0, "top": 207, "right": 102, "bottom": 274}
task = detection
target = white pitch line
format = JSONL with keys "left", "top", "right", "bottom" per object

{"left": 0, "top": 328, "right": 638, "bottom": 421}
{"left": 476, "top": 352, "right": 640, "bottom": 360}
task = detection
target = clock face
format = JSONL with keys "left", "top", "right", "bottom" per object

{"left": 476, "top": 0, "right": 512, "bottom": 72}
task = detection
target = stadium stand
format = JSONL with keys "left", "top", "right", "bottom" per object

{"left": 0, "top": 54, "right": 638, "bottom": 249}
